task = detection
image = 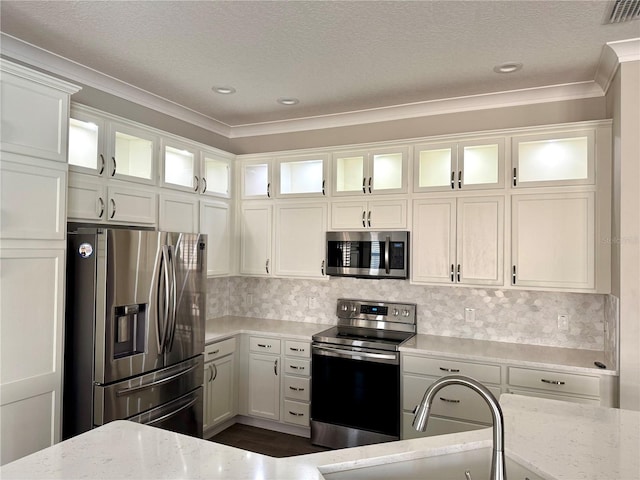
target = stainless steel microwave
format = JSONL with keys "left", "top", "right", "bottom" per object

{"left": 326, "top": 231, "right": 409, "bottom": 279}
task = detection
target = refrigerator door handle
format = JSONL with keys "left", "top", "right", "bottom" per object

{"left": 166, "top": 246, "right": 178, "bottom": 352}
{"left": 159, "top": 246, "right": 172, "bottom": 354}
{"left": 145, "top": 396, "right": 199, "bottom": 426}
{"left": 115, "top": 363, "right": 200, "bottom": 396}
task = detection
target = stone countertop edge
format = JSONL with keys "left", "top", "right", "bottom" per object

{"left": 205, "top": 316, "right": 617, "bottom": 375}
{"left": 2, "top": 394, "right": 638, "bottom": 480}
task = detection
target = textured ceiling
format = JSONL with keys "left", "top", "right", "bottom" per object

{"left": 1, "top": 1, "right": 639, "bottom": 127}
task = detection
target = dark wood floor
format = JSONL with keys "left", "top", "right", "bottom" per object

{"left": 208, "top": 423, "right": 330, "bottom": 458}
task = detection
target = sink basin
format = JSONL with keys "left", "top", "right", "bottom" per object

{"left": 320, "top": 447, "right": 547, "bottom": 480}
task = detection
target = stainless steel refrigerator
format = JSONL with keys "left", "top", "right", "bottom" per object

{"left": 63, "top": 226, "right": 206, "bottom": 440}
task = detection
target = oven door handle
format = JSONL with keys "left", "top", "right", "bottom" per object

{"left": 313, "top": 345, "right": 398, "bottom": 362}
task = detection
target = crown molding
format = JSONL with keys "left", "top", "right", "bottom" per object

{"left": 1, "top": 57, "right": 80, "bottom": 94}
{"left": 0, "top": 33, "right": 232, "bottom": 138}
{"left": 1, "top": 32, "right": 611, "bottom": 140}
{"left": 228, "top": 82, "right": 604, "bottom": 138}
{"left": 595, "top": 38, "right": 640, "bottom": 95}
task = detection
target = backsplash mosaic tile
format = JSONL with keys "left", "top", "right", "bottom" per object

{"left": 208, "top": 276, "right": 606, "bottom": 351}
{"left": 604, "top": 294, "right": 619, "bottom": 369}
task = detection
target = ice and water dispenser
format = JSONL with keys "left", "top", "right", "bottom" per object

{"left": 113, "top": 304, "right": 146, "bottom": 358}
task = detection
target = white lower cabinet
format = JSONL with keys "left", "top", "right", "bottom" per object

{"left": 401, "top": 355, "right": 502, "bottom": 439}
{"left": 282, "top": 340, "right": 311, "bottom": 427}
{"left": 67, "top": 173, "right": 157, "bottom": 225}
{"left": 248, "top": 337, "right": 281, "bottom": 421}
{"left": 204, "top": 338, "right": 237, "bottom": 433}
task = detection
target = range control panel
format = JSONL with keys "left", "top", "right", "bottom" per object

{"left": 336, "top": 298, "right": 416, "bottom": 324}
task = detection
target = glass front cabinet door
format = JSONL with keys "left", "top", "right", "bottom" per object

{"left": 332, "top": 146, "right": 408, "bottom": 196}
{"left": 107, "top": 121, "right": 158, "bottom": 185}
{"left": 201, "top": 151, "right": 231, "bottom": 198}
{"left": 241, "top": 159, "right": 272, "bottom": 199}
{"left": 68, "top": 107, "right": 107, "bottom": 176}
{"left": 511, "top": 130, "right": 594, "bottom": 188}
{"left": 414, "top": 139, "right": 504, "bottom": 192}
{"left": 162, "top": 139, "right": 198, "bottom": 192}
{"left": 276, "top": 153, "right": 328, "bottom": 198}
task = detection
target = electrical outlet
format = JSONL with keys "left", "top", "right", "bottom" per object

{"left": 464, "top": 307, "right": 475, "bottom": 323}
{"left": 558, "top": 314, "right": 569, "bottom": 331}
{"left": 309, "top": 297, "right": 318, "bottom": 309}
{"left": 246, "top": 293, "right": 253, "bottom": 306}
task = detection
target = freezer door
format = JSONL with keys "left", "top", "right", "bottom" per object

{"left": 97, "top": 229, "right": 165, "bottom": 384}
{"left": 162, "top": 232, "right": 206, "bottom": 367}
{"left": 128, "top": 387, "right": 203, "bottom": 439}
{"left": 94, "top": 355, "right": 203, "bottom": 426}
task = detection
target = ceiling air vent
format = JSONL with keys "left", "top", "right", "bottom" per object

{"left": 608, "top": 0, "right": 640, "bottom": 23}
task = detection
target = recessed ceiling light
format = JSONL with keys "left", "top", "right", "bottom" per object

{"left": 277, "top": 97, "right": 299, "bottom": 106}
{"left": 493, "top": 62, "right": 523, "bottom": 74}
{"left": 212, "top": 86, "right": 236, "bottom": 94}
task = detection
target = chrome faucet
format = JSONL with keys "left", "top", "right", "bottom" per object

{"left": 412, "top": 375, "right": 506, "bottom": 480}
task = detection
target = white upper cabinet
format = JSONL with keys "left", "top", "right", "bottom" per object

{"left": 511, "top": 192, "right": 595, "bottom": 290}
{"left": 240, "top": 204, "right": 272, "bottom": 275}
{"left": 276, "top": 153, "right": 328, "bottom": 198}
{"left": 108, "top": 121, "right": 158, "bottom": 185}
{"left": 1, "top": 60, "right": 79, "bottom": 163}
{"left": 511, "top": 130, "right": 595, "bottom": 188}
{"left": 201, "top": 150, "right": 231, "bottom": 198}
{"left": 332, "top": 146, "right": 408, "bottom": 196}
{"left": 161, "top": 139, "right": 198, "bottom": 192}
{"left": 200, "top": 200, "right": 231, "bottom": 276}
{"left": 241, "top": 159, "right": 273, "bottom": 199}
{"left": 414, "top": 138, "right": 504, "bottom": 192}
{"left": 68, "top": 108, "right": 107, "bottom": 175}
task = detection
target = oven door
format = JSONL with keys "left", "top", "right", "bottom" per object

{"left": 311, "top": 344, "right": 400, "bottom": 448}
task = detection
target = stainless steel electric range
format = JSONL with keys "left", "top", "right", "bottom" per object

{"left": 310, "top": 298, "right": 416, "bottom": 449}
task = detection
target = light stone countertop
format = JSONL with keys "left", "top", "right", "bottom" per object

{"left": 205, "top": 316, "right": 616, "bottom": 375}
{"left": 2, "top": 394, "right": 638, "bottom": 480}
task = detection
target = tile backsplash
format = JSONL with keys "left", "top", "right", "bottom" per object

{"left": 207, "top": 276, "right": 607, "bottom": 351}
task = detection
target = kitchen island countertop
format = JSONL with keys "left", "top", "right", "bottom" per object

{"left": 2, "top": 394, "right": 638, "bottom": 479}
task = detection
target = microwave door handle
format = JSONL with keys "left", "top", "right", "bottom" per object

{"left": 385, "top": 236, "right": 390, "bottom": 274}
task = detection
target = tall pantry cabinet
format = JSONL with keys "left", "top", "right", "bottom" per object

{"left": 0, "top": 60, "right": 80, "bottom": 465}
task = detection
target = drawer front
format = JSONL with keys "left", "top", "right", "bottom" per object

{"left": 284, "top": 376, "right": 310, "bottom": 402}
{"left": 508, "top": 367, "right": 600, "bottom": 397}
{"left": 507, "top": 388, "right": 600, "bottom": 405}
{"left": 284, "top": 358, "right": 310, "bottom": 376}
{"left": 205, "top": 337, "right": 236, "bottom": 360}
{"left": 249, "top": 336, "right": 282, "bottom": 355}
{"left": 403, "top": 374, "right": 501, "bottom": 424}
{"left": 403, "top": 355, "right": 501, "bottom": 384}
{"left": 285, "top": 340, "right": 311, "bottom": 358}
{"left": 283, "top": 400, "right": 309, "bottom": 427}
{"left": 402, "top": 411, "right": 486, "bottom": 439}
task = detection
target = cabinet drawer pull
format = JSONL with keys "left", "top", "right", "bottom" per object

{"left": 439, "top": 367, "right": 460, "bottom": 373}
{"left": 98, "top": 197, "right": 105, "bottom": 218}
{"left": 290, "top": 365, "right": 305, "bottom": 370}
{"left": 257, "top": 343, "right": 271, "bottom": 348}
{"left": 211, "top": 363, "right": 218, "bottom": 382}
{"left": 289, "top": 386, "right": 304, "bottom": 392}
{"left": 207, "top": 349, "right": 220, "bottom": 355}
{"left": 439, "top": 397, "right": 461, "bottom": 404}
{"left": 541, "top": 378, "right": 565, "bottom": 385}
{"left": 289, "top": 347, "right": 305, "bottom": 352}
{"left": 99, "top": 154, "right": 105, "bottom": 175}
{"left": 111, "top": 157, "right": 117, "bottom": 176}
{"left": 289, "top": 411, "right": 305, "bottom": 417}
